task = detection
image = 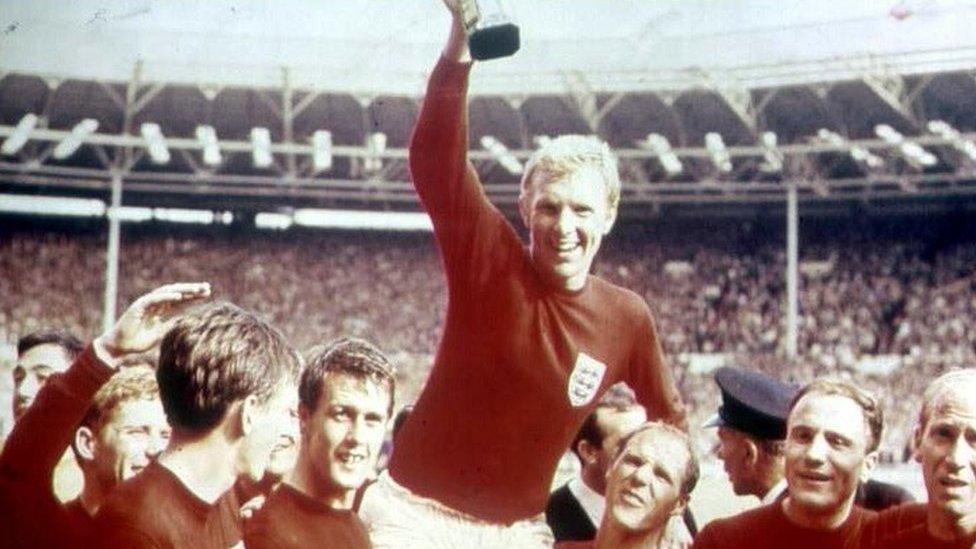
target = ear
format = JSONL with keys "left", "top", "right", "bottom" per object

{"left": 577, "top": 439, "right": 599, "bottom": 466}
{"left": 602, "top": 205, "right": 618, "bottom": 235}
{"left": 298, "top": 403, "right": 312, "bottom": 439}
{"left": 912, "top": 424, "right": 923, "bottom": 464}
{"left": 74, "top": 426, "right": 97, "bottom": 463}
{"left": 239, "top": 394, "right": 260, "bottom": 437}
{"left": 744, "top": 438, "right": 759, "bottom": 468}
{"left": 860, "top": 450, "right": 879, "bottom": 482}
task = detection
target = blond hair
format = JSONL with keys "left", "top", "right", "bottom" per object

{"left": 520, "top": 135, "right": 621, "bottom": 211}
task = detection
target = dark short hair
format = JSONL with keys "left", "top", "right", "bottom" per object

{"left": 299, "top": 337, "right": 396, "bottom": 417}
{"left": 616, "top": 421, "right": 700, "bottom": 497}
{"left": 572, "top": 383, "right": 639, "bottom": 458}
{"left": 789, "top": 379, "right": 884, "bottom": 453}
{"left": 17, "top": 329, "right": 84, "bottom": 361}
{"left": 157, "top": 301, "right": 301, "bottom": 432}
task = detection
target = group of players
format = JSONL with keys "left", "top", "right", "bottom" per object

{"left": 2, "top": 1, "right": 975, "bottom": 547}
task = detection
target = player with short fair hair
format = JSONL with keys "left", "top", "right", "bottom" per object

{"left": 95, "top": 301, "right": 302, "bottom": 549}
{"left": 358, "top": 1, "right": 686, "bottom": 546}
{"left": 244, "top": 337, "right": 395, "bottom": 549}
{"left": 67, "top": 366, "right": 170, "bottom": 523}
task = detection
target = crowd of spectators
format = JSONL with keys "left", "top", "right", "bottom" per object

{"left": 2, "top": 217, "right": 973, "bottom": 458}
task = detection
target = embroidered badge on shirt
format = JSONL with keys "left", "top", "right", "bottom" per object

{"left": 567, "top": 352, "right": 606, "bottom": 407}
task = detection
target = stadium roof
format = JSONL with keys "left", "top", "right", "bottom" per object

{"left": 4, "top": 0, "right": 976, "bottom": 95}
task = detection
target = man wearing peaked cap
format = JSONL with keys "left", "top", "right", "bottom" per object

{"left": 704, "top": 366, "right": 797, "bottom": 503}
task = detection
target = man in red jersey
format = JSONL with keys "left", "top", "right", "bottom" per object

{"left": 94, "top": 301, "right": 302, "bottom": 548}
{"left": 244, "top": 338, "right": 394, "bottom": 549}
{"left": 865, "top": 369, "right": 976, "bottom": 548}
{"left": 360, "top": 1, "right": 686, "bottom": 545}
{"left": 693, "top": 379, "right": 882, "bottom": 549}
{"left": 64, "top": 365, "right": 171, "bottom": 527}
{"left": 0, "top": 282, "right": 210, "bottom": 548}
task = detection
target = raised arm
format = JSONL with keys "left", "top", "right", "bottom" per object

{"left": 0, "top": 283, "right": 211, "bottom": 485}
{"left": 628, "top": 306, "right": 688, "bottom": 431}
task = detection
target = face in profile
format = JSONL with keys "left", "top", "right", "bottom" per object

{"left": 716, "top": 426, "right": 756, "bottom": 496}
{"left": 521, "top": 166, "right": 615, "bottom": 292}
{"left": 302, "top": 373, "right": 390, "bottom": 504}
{"left": 915, "top": 385, "right": 976, "bottom": 523}
{"left": 239, "top": 380, "right": 300, "bottom": 482}
{"left": 784, "top": 393, "right": 874, "bottom": 521}
{"left": 605, "top": 427, "right": 690, "bottom": 534}
{"left": 87, "top": 397, "right": 171, "bottom": 486}
{"left": 266, "top": 402, "right": 300, "bottom": 478}
{"left": 13, "top": 343, "right": 73, "bottom": 420}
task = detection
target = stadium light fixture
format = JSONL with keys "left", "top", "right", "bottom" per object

{"left": 195, "top": 125, "right": 221, "bottom": 166}
{"left": 0, "top": 193, "right": 105, "bottom": 217}
{"left": 53, "top": 118, "right": 99, "bottom": 160}
{"left": 312, "top": 130, "right": 333, "bottom": 173}
{"left": 480, "top": 135, "right": 523, "bottom": 175}
{"left": 640, "top": 133, "right": 683, "bottom": 176}
{"left": 704, "top": 132, "right": 732, "bottom": 173}
{"left": 759, "top": 131, "right": 783, "bottom": 174}
{"left": 255, "top": 212, "right": 294, "bottom": 230}
{"left": 108, "top": 206, "right": 153, "bottom": 222}
{"left": 1, "top": 113, "right": 39, "bottom": 156}
{"left": 140, "top": 123, "right": 171, "bottom": 165}
{"left": 251, "top": 127, "right": 273, "bottom": 169}
{"left": 927, "top": 120, "right": 976, "bottom": 162}
{"left": 816, "top": 128, "right": 884, "bottom": 169}
{"left": 294, "top": 208, "right": 433, "bottom": 231}
{"left": 875, "top": 124, "right": 937, "bottom": 169}
{"left": 364, "top": 132, "right": 387, "bottom": 173}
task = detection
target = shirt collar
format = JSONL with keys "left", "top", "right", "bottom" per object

{"left": 568, "top": 475, "right": 606, "bottom": 528}
{"left": 762, "top": 478, "right": 788, "bottom": 505}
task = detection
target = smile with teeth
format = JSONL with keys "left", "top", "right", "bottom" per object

{"left": 336, "top": 452, "right": 367, "bottom": 466}
{"left": 798, "top": 471, "right": 831, "bottom": 482}
{"left": 619, "top": 489, "right": 645, "bottom": 507}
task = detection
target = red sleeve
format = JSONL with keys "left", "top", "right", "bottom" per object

{"left": 627, "top": 304, "right": 688, "bottom": 430}
{"left": 409, "top": 56, "right": 516, "bottom": 294}
{"left": 0, "top": 345, "right": 113, "bottom": 485}
{"left": 97, "top": 521, "right": 163, "bottom": 549}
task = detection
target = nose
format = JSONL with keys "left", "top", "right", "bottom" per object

{"left": 147, "top": 431, "right": 168, "bottom": 458}
{"left": 555, "top": 207, "right": 574, "bottom": 235}
{"left": 946, "top": 435, "right": 973, "bottom": 469}
{"left": 803, "top": 434, "right": 829, "bottom": 464}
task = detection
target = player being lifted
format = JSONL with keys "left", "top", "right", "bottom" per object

{"left": 359, "top": 1, "right": 687, "bottom": 546}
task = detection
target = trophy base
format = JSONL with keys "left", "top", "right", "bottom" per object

{"left": 469, "top": 23, "right": 520, "bottom": 61}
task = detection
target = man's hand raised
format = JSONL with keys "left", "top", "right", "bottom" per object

{"left": 94, "top": 282, "right": 211, "bottom": 368}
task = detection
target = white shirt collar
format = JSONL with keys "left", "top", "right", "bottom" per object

{"left": 568, "top": 475, "right": 605, "bottom": 528}
{"left": 761, "top": 478, "right": 788, "bottom": 505}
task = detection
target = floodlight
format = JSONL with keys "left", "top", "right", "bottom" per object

{"left": 760, "top": 131, "right": 783, "bottom": 173}
{"left": 312, "top": 130, "right": 333, "bottom": 173}
{"left": 53, "top": 118, "right": 99, "bottom": 160}
{"left": 642, "top": 133, "right": 682, "bottom": 176}
{"left": 927, "top": 120, "right": 976, "bottom": 162}
{"left": 704, "top": 132, "right": 732, "bottom": 173}
{"left": 195, "top": 125, "right": 221, "bottom": 166}
{"left": 251, "top": 127, "right": 273, "bottom": 169}
{"left": 364, "top": 132, "right": 387, "bottom": 173}
{"left": 1, "top": 113, "right": 39, "bottom": 156}
{"left": 140, "top": 123, "right": 170, "bottom": 164}
{"left": 480, "top": 135, "right": 523, "bottom": 175}
{"left": 875, "top": 124, "right": 936, "bottom": 168}
{"left": 817, "top": 128, "right": 883, "bottom": 169}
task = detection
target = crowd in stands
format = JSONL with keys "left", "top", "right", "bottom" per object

{"left": 1, "top": 218, "right": 974, "bottom": 458}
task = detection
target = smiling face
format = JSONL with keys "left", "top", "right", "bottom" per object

{"left": 238, "top": 380, "right": 300, "bottom": 482}
{"left": 784, "top": 393, "right": 875, "bottom": 526}
{"left": 13, "top": 343, "right": 73, "bottom": 420}
{"left": 520, "top": 166, "right": 616, "bottom": 293}
{"left": 301, "top": 372, "right": 390, "bottom": 507}
{"left": 90, "top": 398, "right": 171, "bottom": 485}
{"left": 915, "top": 384, "right": 976, "bottom": 529}
{"left": 605, "top": 427, "right": 691, "bottom": 534}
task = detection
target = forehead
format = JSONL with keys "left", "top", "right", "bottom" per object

{"left": 790, "top": 393, "right": 868, "bottom": 442}
{"left": 529, "top": 166, "right": 608, "bottom": 203}
{"left": 17, "top": 343, "right": 72, "bottom": 372}
{"left": 926, "top": 386, "right": 976, "bottom": 427}
{"left": 318, "top": 373, "right": 390, "bottom": 411}
{"left": 103, "top": 398, "right": 168, "bottom": 430}
{"left": 624, "top": 429, "right": 688, "bottom": 471}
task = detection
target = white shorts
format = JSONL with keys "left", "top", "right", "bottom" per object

{"left": 358, "top": 471, "right": 555, "bottom": 549}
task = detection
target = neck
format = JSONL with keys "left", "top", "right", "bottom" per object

{"left": 158, "top": 429, "right": 238, "bottom": 504}
{"left": 596, "top": 523, "right": 665, "bottom": 549}
{"left": 928, "top": 508, "right": 976, "bottom": 543}
{"left": 580, "top": 468, "right": 605, "bottom": 496}
{"left": 782, "top": 495, "right": 854, "bottom": 531}
{"left": 77, "top": 472, "right": 110, "bottom": 516}
{"left": 286, "top": 451, "right": 353, "bottom": 510}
